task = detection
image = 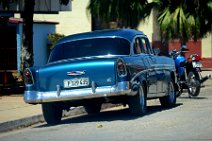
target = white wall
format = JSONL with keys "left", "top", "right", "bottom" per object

{"left": 202, "top": 34, "right": 212, "bottom": 58}
{"left": 33, "top": 0, "right": 91, "bottom": 36}
{"left": 137, "top": 8, "right": 160, "bottom": 43}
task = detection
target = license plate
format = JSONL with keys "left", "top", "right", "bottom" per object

{"left": 192, "top": 62, "right": 203, "bottom": 68}
{"left": 64, "top": 78, "right": 89, "bottom": 88}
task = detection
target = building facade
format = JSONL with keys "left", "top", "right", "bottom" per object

{"left": 0, "top": 0, "right": 211, "bottom": 94}
{"left": 0, "top": 18, "right": 57, "bottom": 92}
{"left": 0, "top": 0, "right": 71, "bottom": 92}
{"left": 1, "top": 0, "right": 211, "bottom": 72}
{"left": 34, "top": 0, "right": 212, "bottom": 69}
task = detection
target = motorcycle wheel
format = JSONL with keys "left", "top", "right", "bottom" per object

{"left": 176, "top": 88, "right": 183, "bottom": 97}
{"left": 175, "top": 82, "right": 182, "bottom": 97}
{"left": 187, "top": 71, "right": 201, "bottom": 97}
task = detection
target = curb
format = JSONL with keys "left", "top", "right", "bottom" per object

{"left": 0, "top": 104, "right": 116, "bottom": 133}
{"left": 0, "top": 115, "right": 44, "bottom": 133}
{"left": 202, "top": 68, "right": 212, "bottom": 71}
{"left": 0, "top": 106, "right": 85, "bottom": 133}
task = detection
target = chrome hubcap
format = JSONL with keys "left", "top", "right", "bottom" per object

{"left": 139, "top": 86, "right": 145, "bottom": 110}
{"left": 188, "top": 74, "right": 199, "bottom": 94}
{"left": 168, "top": 82, "right": 175, "bottom": 102}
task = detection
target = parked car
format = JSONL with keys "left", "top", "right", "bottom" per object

{"left": 24, "top": 29, "right": 177, "bottom": 124}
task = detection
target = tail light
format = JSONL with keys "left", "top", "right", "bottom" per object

{"left": 191, "top": 54, "right": 201, "bottom": 61}
{"left": 117, "top": 59, "right": 127, "bottom": 77}
{"left": 24, "top": 68, "right": 34, "bottom": 85}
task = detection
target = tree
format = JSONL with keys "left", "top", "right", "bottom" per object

{"left": 154, "top": 0, "right": 212, "bottom": 45}
{"left": 21, "top": 0, "right": 35, "bottom": 70}
{"left": 87, "top": 0, "right": 153, "bottom": 29}
{"left": 21, "top": 0, "right": 70, "bottom": 72}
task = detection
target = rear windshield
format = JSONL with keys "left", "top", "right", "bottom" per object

{"left": 49, "top": 38, "right": 130, "bottom": 62}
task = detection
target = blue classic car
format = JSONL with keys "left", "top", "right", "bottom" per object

{"left": 24, "top": 29, "right": 177, "bottom": 124}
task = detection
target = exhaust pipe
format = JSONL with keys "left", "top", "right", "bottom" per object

{"left": 200, "top": 75, "right": 211, "bottom": 83}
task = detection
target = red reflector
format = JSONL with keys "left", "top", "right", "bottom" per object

{"left": 24, "top": 69, "right": 34, "bottom": 85}
{"left": 193, "top": 55, "right": 201, "bottom": 61}
{"left": 117, "top": 59, "right": 127, "bottom": 76}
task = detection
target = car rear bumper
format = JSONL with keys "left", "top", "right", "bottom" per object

{"left": 24, "top": 81, "right": 133, "bottom": 104}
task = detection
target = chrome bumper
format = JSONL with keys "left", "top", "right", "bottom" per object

{"left": 24, "top": 81, "right": 133, "bottom": 104}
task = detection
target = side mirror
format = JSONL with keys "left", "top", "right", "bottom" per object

{"left": 153, "top": 48, "right": 160, "bottom": 56}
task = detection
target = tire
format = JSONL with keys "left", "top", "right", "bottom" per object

{"left": 128, "top": 84, "right": 147, "bottom": 116}
{"left": 187, "top": 71, "right": 201, "bottom": 97}
{"left": 160, "top": 80, "right": 176, "bottom": 107}
{"left": 42, "top": 102, "right": 63, "bottom": 125}
{"left": 84, "top": 103, "right": 102, "bottom": 114}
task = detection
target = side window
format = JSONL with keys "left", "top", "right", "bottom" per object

{"left": 133, "top": 38, "right": 142, "bottom": 54}
{"left": 140, "top": 37, "right": 152, "bottom": 54}
{"left": 140, "top": 38, "right": 148, "bottom": 54}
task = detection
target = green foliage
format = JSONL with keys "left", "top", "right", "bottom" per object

{"left": 88, "top": 0, "right": 211, "bottom": 43}
{"left": 48, "top": 33, "right": 65, "bottom": 50}
{"left": 87, "top": 0, "right": 153, "bottom": 29}
{"left": 154, "top": 0, "right": 212, "bottom": 44}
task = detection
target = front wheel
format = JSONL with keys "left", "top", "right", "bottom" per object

{"left": 187, "top": 71, "right": 201, "bottom": 97}
{"left": 160, "top": 80, "right": 176, "bottom": 107}
{"left": 128, "top": 84, "right": 147, "bottom": 116}
{"left": 42, "top": 102, "right": 63, "bottom": 125}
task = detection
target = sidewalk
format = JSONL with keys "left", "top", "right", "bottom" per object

{"left": 0, "top": 94, "right": 92, "bottom": 133}
{"left": 0, "top": 95, "right": 115, "bottom": 133}
{"left": 0, "top": 95, "right": 43, "bottom": 132}
{"left": 0, "top": 70, "right": 211, "bottom": 133}
{"left": 0, "top": 96, "right": 42, "bottom": 123}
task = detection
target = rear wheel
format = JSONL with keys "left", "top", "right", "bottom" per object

{"left": 128, "top": 84, "right": 147, "bottom": 116}
{"left": 42, "top": 102, "right": 63, "bottom": 125}
{"left": 187, "top": 71, "right": 201, "bottom": 97}
{"left": 160, "top": 80, "right": 176, "bottom": 107}
{"left": 84, "top": 103, "right": 102, "bottom": 114}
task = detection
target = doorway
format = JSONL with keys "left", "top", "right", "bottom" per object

{"left": 0, "top": 24, "right": 18, "bottom": 93}
{"left": 0, "top": 25, "right": 17, "bottom": 70}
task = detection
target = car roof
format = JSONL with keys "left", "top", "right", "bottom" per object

{"left": 55, "top": 29, "right": 146, "bottom": 46}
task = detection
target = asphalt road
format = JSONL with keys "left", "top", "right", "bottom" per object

{"left": 0, "top": 78, "right": 212, "bottom": 141}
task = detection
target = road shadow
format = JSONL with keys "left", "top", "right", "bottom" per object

{"left": 178, "top": 95, "right": 208, "bottom": 100}
{"left": 146, "top": 103, "right": 182, "bottom": 116}
{"left": 35, "top": 103, "right": 182, "bottom": 128}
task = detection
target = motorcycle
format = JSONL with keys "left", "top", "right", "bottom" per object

{"left": 169, "top": 49, "right": 211, "bottom": 98}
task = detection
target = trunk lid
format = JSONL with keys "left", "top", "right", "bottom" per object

{"left": 37, "top": 57, "right": 117, "bottom": 92}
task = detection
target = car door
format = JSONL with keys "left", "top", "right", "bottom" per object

{"left": 140, "top": 37, "right": 166, "bottom": 95}
{"left": 134, "top": 37, "right": 157, "bottom": 95}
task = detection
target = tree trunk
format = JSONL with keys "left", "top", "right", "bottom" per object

{"left": 21, "top": 0, "right": 35, "bottom": 72}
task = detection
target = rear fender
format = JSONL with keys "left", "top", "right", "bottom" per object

{"left": 130, "top": 73, "right": 147, "bottom": 95}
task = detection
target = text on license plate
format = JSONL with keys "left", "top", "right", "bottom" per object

{"left": 64, "top": 78, "right": 89, "bottom": 88}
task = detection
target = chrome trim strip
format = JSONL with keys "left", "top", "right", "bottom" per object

{"left": 24, "top": 82, "right": 132, "bottom": 103}
{"left": 130, "top": 68, "right": 174, "bottom": 83}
